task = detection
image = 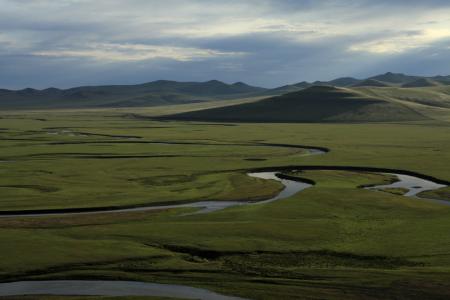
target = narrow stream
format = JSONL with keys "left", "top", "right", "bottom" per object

{"left": 0, "top": 280, "right": 247, "bottom": 299}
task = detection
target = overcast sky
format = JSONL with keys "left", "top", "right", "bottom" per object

{"left": 1, "top": 0, "right": 450, "bottom": 89}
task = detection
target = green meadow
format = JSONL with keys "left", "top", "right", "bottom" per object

{"left": 1, "top": 106, "right": 450, "bottom": 299}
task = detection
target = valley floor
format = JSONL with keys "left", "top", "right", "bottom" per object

{"left": 0, "top": 107, "right": 450, "bottom": 299}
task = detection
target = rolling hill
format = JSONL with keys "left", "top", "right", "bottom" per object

{"left": 2, "top": 72, "right": 450, "bottom": 110}
{"left": 368, "top": 72, "right": 419, "bottom": 85}
{"left": 353, "top": 79, "right": 390, "bottom": 87}
{"left": 162, "top": 86, "right": 431, "bottom": 123}
{"left": 262, "top": 73, "right": 450, "bottom": 97}
{"left": 274, "top": 73, "right": 450, "bottom": 94}
{"left": 263, "top": 81, "right": 312, "bottom": 96}
{"left": 368, "top": 72, "right": 450, "bottom": 86}
{"left": 0, "top": 80, "right": 267, "bottom": 109}
{"left": 402, "top": 78, "right": 440, "bottom": 87}
{"left": 313, "top": 77, "right": 362, "bottom": 87}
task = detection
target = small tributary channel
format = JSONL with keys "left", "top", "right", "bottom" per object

{"left": 366, "top": 173, "right": 448, "bottom": 205}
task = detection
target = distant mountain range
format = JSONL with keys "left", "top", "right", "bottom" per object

{"left": 1, "top": 72, "right": 450, "bottom": 109}
{"left": 0, "top": 80, "right": 265, "bottom": 109}
{"left": 262, "top": 72, "right": 450, "bottom": 95}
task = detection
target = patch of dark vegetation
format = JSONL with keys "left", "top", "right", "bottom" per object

{"left": 244, "top": 158, "right": 267, "bottom": 161}
{"left": 71, "top": 132, "right": 142, "bottom": 139}
{"left": 158, "top": 244, "right": 242, "bottom": 259}
{"left": 0, "top": 185, "right": 59, "bottom": 193}
{"left": 0, "top": 160, "right": 15, "bottom": 163}
{"left": 276, "top": 173, "right": 316, "bottom": 185}
{"left": 256, "top": 143, "right": 330, "bottom": 153}
{"left": 34, "top": 170, "right": 53, "bottom": 175}
{"left": 157, "top": 245, "right": 422, "bottom": 271}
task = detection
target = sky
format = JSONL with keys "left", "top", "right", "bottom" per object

{"left": 1, "top": 0, "right": 450, "bottom": 89}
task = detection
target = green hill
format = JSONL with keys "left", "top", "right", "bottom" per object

{"left": 432, "top": 75, "right": 450, "bottom": 85}
{"left": 402, "top": 78, "right": 440, "bottom": 87}
{"left": 353, "top": 79, "right": 390, "bottom": 87}
{"left": 261, "top": 77, "right": 360, "bottom": 97}
{"left": 163, "top": 86, "right": 430, "bottom": 123}
{"left": 262, "top": 81, "right": 312, "bottom": 95}
{"left": 2, "top": 72, "right": 450, "bottom": 110}
{"left": 0, "top": 80, "right": 267, "bottom": 109}
{"left": 355, "top": 85, "right": 450, "bottom": 111}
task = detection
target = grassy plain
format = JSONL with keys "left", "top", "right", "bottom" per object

{"left": 0, "top": 106, "right": 450, "bottom": 299}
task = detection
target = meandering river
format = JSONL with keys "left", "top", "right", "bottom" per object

{"left": 0, "top": 147, "right": 448, "bottom": 217}
{"left": 1, "top": 146, "right": 449, "bottom": 298}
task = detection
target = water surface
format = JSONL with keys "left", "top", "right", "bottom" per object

{"left": 0, "top": 280, "right": 247, "bottom": 299}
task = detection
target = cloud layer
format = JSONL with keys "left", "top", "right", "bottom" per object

{"left": 1, "top": 0, "right": 450, "bottom": 88}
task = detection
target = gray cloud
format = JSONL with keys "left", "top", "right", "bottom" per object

{"left": 0, "top": 0, "right": 450, "bottom": 88}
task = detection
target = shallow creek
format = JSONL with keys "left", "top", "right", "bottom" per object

{"left": 366, "top": 173, "right": 448, "bottom": 205}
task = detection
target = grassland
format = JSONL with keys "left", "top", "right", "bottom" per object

{"left": 1, "top": 105, "right": 450, "bottom": 299}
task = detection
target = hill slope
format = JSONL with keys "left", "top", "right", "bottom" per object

{"left": 263, "top": 73, "right": 450, "bottom": 96}
{"left": 262, "top": 82, "right": 312, "bottom": 96}
{"left": 0, "top": 80, "right": 267, "bottom": 109}
{"left": 353, "top": 79, "right": 390, "bottom": 87}
{"left": 163, "top": 86, "right": 429, "bottom": 123}
{"left": 402, "top": 78, "right": 440, "bottom": 87}
{"left": 2, "top": 72, "right": 450, "bottom": 110}
{"left": 314, "top": 77, "right": 362, "bottom": 87}
{"left": 368, "top": 72, "right": 420, "bottom": 85}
